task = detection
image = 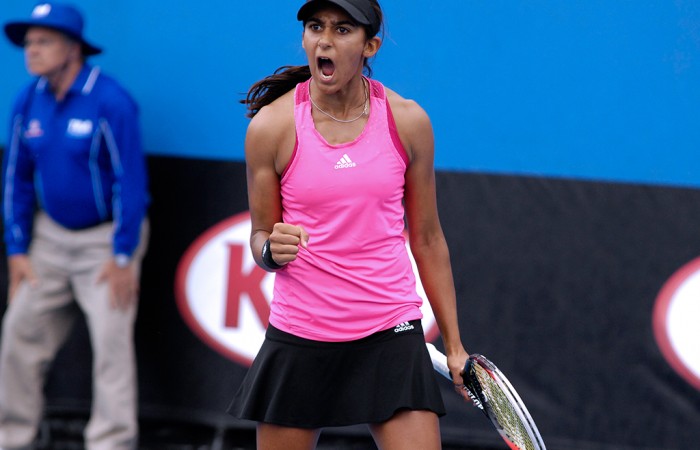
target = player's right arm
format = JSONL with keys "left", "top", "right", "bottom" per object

{"left": 245, "top": 92, "right": 308, "bottom": 271}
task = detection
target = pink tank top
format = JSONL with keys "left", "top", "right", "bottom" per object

{"left": 269, "top": 78, "right": 423, "bottom": 341}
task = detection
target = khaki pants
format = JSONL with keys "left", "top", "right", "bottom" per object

{"left": 0, "top": 212, "right": 148, "bottom": 450}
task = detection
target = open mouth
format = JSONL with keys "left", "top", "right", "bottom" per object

{"left": 317, "top": 57, "right": 335, "bottom": 79}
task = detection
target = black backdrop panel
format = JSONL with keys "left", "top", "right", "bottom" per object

{"left": 1, "top": 155, "right": 699, "bottom": 449}
{"left": 435, "top": 172, "right": 700, "bottom": 449}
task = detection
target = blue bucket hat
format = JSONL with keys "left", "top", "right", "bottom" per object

{"left": 4, "top": 3, "right": 102, "bottom": 55}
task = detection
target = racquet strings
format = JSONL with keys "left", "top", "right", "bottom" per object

{"left": 472, "top": 363, "right": 536, "bottom": 450}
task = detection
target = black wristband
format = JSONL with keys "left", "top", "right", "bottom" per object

{"left": 261, "top": 239, "right": 283, "bottom": 270}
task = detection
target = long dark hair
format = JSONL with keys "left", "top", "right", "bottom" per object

{"left": 242, "top": 1, "right": 384, "bottom": 118}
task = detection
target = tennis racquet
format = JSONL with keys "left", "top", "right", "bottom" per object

{"left": 426, "top": 343, "right": 546, "bottom": 450}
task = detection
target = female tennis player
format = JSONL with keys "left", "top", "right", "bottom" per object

{"left": 228, "top": 0, "right": 470, "bottom": 448}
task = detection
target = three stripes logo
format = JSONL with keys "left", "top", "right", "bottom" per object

{"left": 394, "top": 321, "right": 415, "bottom": 333}
{"left": 334, "top": 153, "right": 356, "bottom": 170}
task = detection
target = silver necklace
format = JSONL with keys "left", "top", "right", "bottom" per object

{"left": 310, "top": 79, "right": 369, "bottom": 123}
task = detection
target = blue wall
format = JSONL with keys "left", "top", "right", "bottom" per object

{"left": 1, "top": 1, "right": 699, "bottom": 187}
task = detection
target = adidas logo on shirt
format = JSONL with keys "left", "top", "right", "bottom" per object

{"left": 334, "top": 154, "right": 356, "bottom": 170}
{"left": 393, "top": 322, "right": 415, "bottom": 333}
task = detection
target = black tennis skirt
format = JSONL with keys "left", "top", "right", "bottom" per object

{"left": 228, "top": 320, "right": 445, "bottom": 428}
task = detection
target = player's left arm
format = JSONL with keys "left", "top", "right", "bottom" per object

{"left": 389, "top": 91, "right": 469, "bottom": 382}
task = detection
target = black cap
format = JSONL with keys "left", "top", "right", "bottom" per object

{"left": 297, "top": 0, "right": 380, "bottom": 37}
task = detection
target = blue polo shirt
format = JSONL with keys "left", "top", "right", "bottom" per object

{"left": 3, "top": 64, "right": 148, "bottom": 258}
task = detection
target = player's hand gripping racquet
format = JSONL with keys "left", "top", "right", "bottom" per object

{"left": 426, "top": 343, "right": 546, "bottom": 450}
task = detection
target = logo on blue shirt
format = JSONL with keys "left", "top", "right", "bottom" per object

{"left": 67, "top": 119, "right": 93, "bottom": 137}
{"left": 24, "top": 119, "right": 44, "bottom": 139}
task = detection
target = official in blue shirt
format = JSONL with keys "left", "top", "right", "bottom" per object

{"left": 0, "top": 4, "right": 149, "bottom": 449}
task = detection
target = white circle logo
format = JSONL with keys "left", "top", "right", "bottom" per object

{"left": 175, "top": 211, "right": 439, "bottom": 366}
{"left": 653, "top": 256, "right": 700, "bottom": 391}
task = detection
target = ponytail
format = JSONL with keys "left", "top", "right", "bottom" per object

{"left": 242, "top": 65, "right": 311, "bottom": 118}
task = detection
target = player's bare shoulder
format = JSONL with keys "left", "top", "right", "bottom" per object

{"left": 245, "top": 89, "right": 296, "bottom": 163}
{"left": 384, "top": 87, "right": 429, "bottom": 122}
{"left": 247, "top": 89, "right": 295, "bottom": 139}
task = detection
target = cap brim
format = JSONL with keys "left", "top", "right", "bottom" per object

{"left": 297, "top": 0, "right": 371, "bottom": 26}
{"left": 4, "top": 22, "right": 31, "bottom": 47}
{"left": 4, "top": 21, "right": 102, "bottom": 55}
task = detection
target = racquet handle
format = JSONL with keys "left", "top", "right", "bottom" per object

{"left": 426, "top": 343, "right": 452, "bottom": 380}
{"left": 426, "top": 343, "right": 485, "bottom": 411}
